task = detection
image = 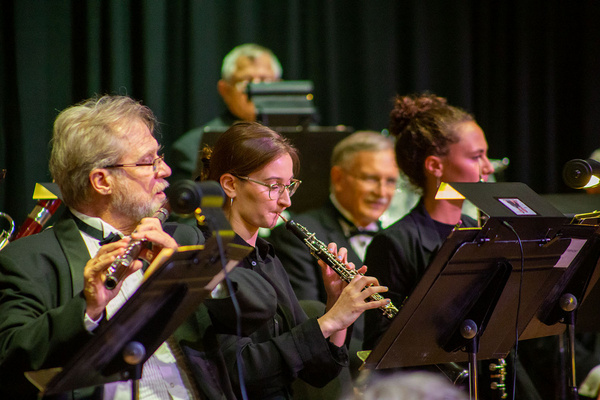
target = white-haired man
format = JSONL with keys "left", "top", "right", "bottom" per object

{"left": 0, "top": 95, "right": 207, "bottom": 399}
{"left": 171, "top": 43, "right": 282, "bottom": 182}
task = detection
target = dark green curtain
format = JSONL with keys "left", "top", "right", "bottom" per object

{"left": 1, "top": 0, "right": 599, "bottom": 228}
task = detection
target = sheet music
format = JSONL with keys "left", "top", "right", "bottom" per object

{"left": 554, "top": 238, "right": 587, "bottom": 269}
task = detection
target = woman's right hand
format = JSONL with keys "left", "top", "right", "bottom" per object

{"left": 317, "top": 274, "right": 389, "bottom": 345}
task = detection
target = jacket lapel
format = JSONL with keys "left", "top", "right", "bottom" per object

{"left": 53, "top": 212, "right": 92, "bottom": 296}
{"left": 321, "top": 200, "right": 362, "bottom": 265}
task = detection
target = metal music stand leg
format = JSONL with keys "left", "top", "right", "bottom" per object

{"left": 560, "top": 293, "right": 580, "bottom": 400}
{"left": 123, "top": 341, "right": 146, "bottom": 400}
{"left": 131, "top": 368, "right": 140, "bottom": 400}
{"left": 461, "top": 319, "right": 480, "bottom": 400}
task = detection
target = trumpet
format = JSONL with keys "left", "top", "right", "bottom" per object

{"left": 280, "top": 215, "right": 399, "bottom": 319}
{"left": 104, "top": 207, "right": 170, "bottom": 290}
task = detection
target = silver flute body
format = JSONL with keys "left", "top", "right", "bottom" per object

{"left": 104, "top": 207, "right": 170, "bottom": 290}
{"left": 282, "top": 217, "right": 399, "bottom": 319}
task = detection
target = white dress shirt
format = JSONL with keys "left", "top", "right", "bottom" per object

{"left": 71, "top": 208, "right": 194, "bottom": 400}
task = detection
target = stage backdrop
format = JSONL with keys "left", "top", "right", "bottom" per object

{"left": 1, "top": 0, "right": 599, "bottom": 227}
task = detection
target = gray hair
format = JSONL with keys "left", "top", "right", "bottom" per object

{"left": 348, "top": 371, "right": 468, "bottom": 400}
{"left": 49, "top": 94, "right": 157, "bottom": 208}
{"left": 331, "top": 130, "right": 394, "bottom": 169}
{"left": 221, "top": 43, "right": 282, "bottom": 82}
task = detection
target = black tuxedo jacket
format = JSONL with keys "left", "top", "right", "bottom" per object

{"left": 0, "top": 211, "right": 204, "bottom": 399}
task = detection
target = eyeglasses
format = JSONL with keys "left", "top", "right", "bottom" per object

{"left": 349, "top": 174, "right": 398, "bottom": 190}
{"left": 104, "top": 154, "right": 165, "bottom": 174}
{"left": 234, "top": 175, "right": 301, "bottom": 199}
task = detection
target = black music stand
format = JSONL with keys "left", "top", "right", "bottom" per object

{"left": 247, "top": 80, "right": 317, "bottom": 127}
{"left": 363, "top": 182, "right": 600, "bottom": 399}
{"left": 25, "top": 233, "right": 252, "bottom": 398}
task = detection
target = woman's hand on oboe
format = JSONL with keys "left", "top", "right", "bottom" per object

{"left": 318, "top": 270, "right": 389, "bottom": 346}
{"left": 319, "top": 242, "right": 351, "bottom": 304}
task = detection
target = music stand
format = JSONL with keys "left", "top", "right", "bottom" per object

{"left": 26, "top": 230, "right": 251, "bottom": 398}
{"left": 363, "top": 182, "right": 600, "bottom": 399}
{"left": 247, "top": 80, "right": 317, "bottom": 127}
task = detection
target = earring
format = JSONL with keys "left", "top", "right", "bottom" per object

{"left": 436, "top": 175, "right": 441, "bottom": 189}
{"left": 230, "top": 197, "right": 234, "bottom": 206}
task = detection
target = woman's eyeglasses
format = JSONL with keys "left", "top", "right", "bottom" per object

{"left": 234, "top": 175, "right": 301, "bottom": 199}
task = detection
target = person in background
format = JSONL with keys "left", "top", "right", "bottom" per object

{"left": 267, "top": 131, "right": 398, "bottom": 381}
{"left": 345, "top": 370, "right": 469, "bottom": 400}
{"left": 0, "top": 95, "right": 205, "bottom": 399}
{"left": 171, "top": 43, "right": 282, "bottom": 182}
{"left": 363, "top": 93, "right": 494, "bottom": 350}
{"left": 195, "top": 121, "right": 392, "bottom": 399}
{"left": 269, "top": 131, "right": 398, "bottom": 303}
{"left": 362, "top": 93, "right": 549, "bottom": 399}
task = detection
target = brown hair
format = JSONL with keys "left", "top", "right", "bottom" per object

{"left": 199, "top": 121, "right": 299, "bottom": 183}
{"left": 389, "top": 93, "right": 474, "bottom": 190}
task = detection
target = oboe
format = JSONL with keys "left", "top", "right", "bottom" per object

{"left": 280, "top": 215, "right": 399, "bottom": 319}
{"left": 104, "top": 207, "right": 170, "bottom": 290}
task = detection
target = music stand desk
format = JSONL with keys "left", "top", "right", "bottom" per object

{"left": 364, "top": 182, "right": 600, "bottom": 371}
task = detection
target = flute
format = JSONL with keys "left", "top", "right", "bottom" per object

{"left": 104, "top": 207, "right": 170, "bottom": 290}
{"left": 280, "top": 215, "right": 399, "bottom": 319}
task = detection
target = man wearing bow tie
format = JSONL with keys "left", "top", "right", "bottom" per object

{"left": 267, "top": 130, "right": 398, "bottom": 382}
{"left": 0, "top": 95, "right": 206, "bottom": 399}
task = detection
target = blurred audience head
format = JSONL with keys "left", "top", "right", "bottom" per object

{"left": 347, "top": 371, "right": 468, "bottom": 400}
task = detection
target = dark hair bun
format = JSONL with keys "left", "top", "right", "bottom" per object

{"left": 389, "top": 93, "right": 447, "bottom": 136}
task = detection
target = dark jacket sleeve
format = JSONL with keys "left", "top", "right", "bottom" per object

{"left": 0, "top": 232, "right": 92, "bottom": 399}
{"left": 363, "top": 231, "right": 413, "bottom": 350}
{"left": 216, "top": 317, "right": 347, "bottom": 397}
{"left": 201, "top": 260, "right": 348, "bottom": 398}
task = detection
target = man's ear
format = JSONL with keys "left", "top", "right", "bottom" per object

{"left": 424, "top": 155, "right": 444, "bottom": 180}
{"left": 220, "top": 173, "right": 237, "bottom": 199}
{"left": 217, "top": 79, "right": 230, "bottom": 100}
{"left": 330, "top": 165, "right": 344, "bottom": 190}
{"left": 89, "top": 168, "right": 113, "bottom": 196}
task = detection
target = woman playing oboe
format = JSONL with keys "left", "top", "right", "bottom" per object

{"left": 197, "top": 121, "right": 391, "bottom": 399}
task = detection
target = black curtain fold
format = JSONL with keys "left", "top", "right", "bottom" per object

{"left": 2, "top": 0, "right": 600, "bottom": 228}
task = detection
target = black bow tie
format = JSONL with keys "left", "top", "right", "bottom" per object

{"left": 99, "top": 232, "right": 122, "bottom": 245}
{"left": 347, "top": 228, "right": 378, "bottom": 238}
{"left": 71, "top": 213, "right": 122, "bottom": 245}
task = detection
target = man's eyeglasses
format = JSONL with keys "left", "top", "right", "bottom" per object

{"left": 349, "top": 174, "right": 398, "bottom": 190}
{"left": 234, "top": 175, "right": 301, "bottom": 200}
{"left": 104, "top": 155, "right": 165, "bottom": 174}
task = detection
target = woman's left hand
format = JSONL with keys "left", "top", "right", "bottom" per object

{"left": 319, "top": 242, "right": 367, "bottom": 309}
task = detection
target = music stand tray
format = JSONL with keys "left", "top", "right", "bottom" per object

{"left": 26, "top": 233, "right": 251, "bottom": 396}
